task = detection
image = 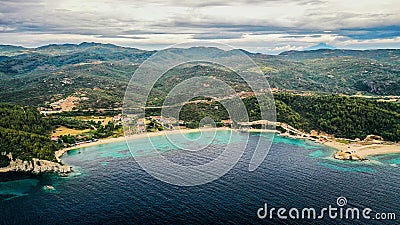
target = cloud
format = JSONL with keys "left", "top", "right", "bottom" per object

{"left": 0, "top": 0, "right": 399, "bottom": 53}
{"left": 192, "top": 33, "right": 243, "bottom": 40}
{"left": 97, "top": 35, "right": 148, "bottom": 40}
{"left": 339, "top": 26, "right": 400, "bottom": 40}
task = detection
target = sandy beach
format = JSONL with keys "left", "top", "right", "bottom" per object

{"left": 326, "top": 141, "right": 400, "bottom": 160}
{"left": 320, "top": 139, "right": 348, "bottom": 151}
{"left": 354, "top": 144, "right": 400, "bottom": 158}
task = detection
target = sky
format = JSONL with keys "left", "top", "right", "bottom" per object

{"left": 0, "top": 0, "right": 399, "bottom": 54}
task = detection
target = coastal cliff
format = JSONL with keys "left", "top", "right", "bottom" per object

{"left": 0, "top": 153, "right": 72, "bottom": 175}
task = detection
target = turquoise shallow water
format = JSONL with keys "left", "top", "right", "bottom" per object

{"left": 272, "top": 134, "right": 320, "bottom": 150}
{"left": 0, "top": 131, "right": 399, "bottom": 224}
{"left": 317, "top": 162, "right": 377, "bottom": 173}
{"left": 0, "top": 179, "right": 39, "bottom": 201}
{"left": 388, "top": 156, "right": 400, "bottom": 165}
{"left": 369, "top": 154, "right": 400, "bottom": 167}
{"left": 309, "top": 149, "right": 326, "bottom": 157}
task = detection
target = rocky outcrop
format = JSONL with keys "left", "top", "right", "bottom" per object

{"left": 364, "top": 135, "right": 384, "bottom": 142}
{"left": 0, "top": 153, "right": 72, "bottom": 175}
{"left": 333, "top": 151, "right": 365, "bottom": 161}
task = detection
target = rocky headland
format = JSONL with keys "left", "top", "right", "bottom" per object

{"left": 0, "top": 153, "right": 72, "bottom": 175}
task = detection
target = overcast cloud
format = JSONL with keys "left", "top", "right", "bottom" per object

{"left": 0, "top": 0, "right": 399, "bottom": 53}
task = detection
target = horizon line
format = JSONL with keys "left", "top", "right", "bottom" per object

{"left": 1, "top": 41, "right": 400, "bottom": 55}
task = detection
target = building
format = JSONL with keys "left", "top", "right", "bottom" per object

{"left": 221, "top": 119, "right": 232, "bottom": 126}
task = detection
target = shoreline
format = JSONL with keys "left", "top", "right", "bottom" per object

{"left": 56, "top": 126, "right": 400, "bottom": 162}
{"left": 0, "top": 157, "right": 72, "bottom": 174}
{"left": 3, "top": 127, "right": 232, "bottom": 174}
{"left": 316, "top": 138, "right": 400, "bottom": 161}
{"left": 355, "top": 144, "right": 400, "bottom": 158}
{"left": 55, "top": 127, "right": 279, "bottom": 161}
{"left": 56, "top": 126, "right": 400, "bottom": 161}
{"left": 272, "top": 129, "right": 400, "bottom": 161}
{"left": 3, "top": 127, "right": 399, "bottom": 174}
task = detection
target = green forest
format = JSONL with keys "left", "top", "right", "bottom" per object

{"left": 0, "top": 104, "right": 123, "bottom": 166}
{"left": 275, "top": 93, "right": 400, "bottom": 141}
{"left": 174, "top": 93, "right": 400, "bottom": 142}
{"left": 0, "top": 104, "right": 61, "bottom": 163}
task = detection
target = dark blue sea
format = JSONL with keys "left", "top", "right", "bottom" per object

{"left": 1, "top": 130, "right": 399, "bottom": 224}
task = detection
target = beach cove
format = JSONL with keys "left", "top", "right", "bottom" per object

{"left": 54, "top": 125, "right": 400, "bottom": 169}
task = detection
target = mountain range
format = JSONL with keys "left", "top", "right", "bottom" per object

{"left": 0, "top": 42, "right": 399, "bottom": 109}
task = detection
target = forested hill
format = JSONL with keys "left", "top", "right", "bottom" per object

{"left": 145, "top": 92, "right": 399, "bottom": 142}
{"left": 273, "top": 93, "right": 400, "bottom": 142}
{"left": 0, "top": 104, "right": 60, "bottom": 164}
{"left": 0, "top": 43, "right": 399, "bottom": 109}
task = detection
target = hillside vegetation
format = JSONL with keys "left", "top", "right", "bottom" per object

{"left": 0, "top": 104, "right": 61, "bottom": 163}
{"left": 147, "top": 93, "right": 400, "bottom": 142}
{"left": 0, "top": 43, "right": 399, "bottom": 109}
{"left": 274, "top": 93, "right": 400, "bottom": 141}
